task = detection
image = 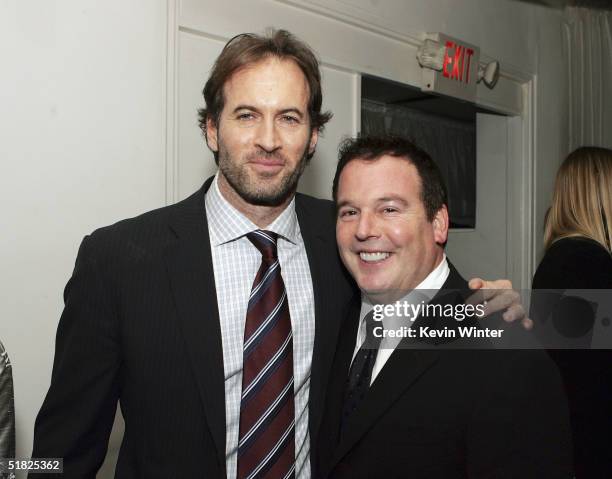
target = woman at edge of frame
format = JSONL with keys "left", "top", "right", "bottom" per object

{"left": 531, "top": 146, "right": 612, "bottom": 478}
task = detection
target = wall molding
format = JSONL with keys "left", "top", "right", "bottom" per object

{"left": 279, "top": 0, "right": 534, "bottom": 95}
{"left": 277, "top": 0, "right": 424, "bottom": 46}
{"left": 165, "top": 0, "right": 179, "bottom": 205}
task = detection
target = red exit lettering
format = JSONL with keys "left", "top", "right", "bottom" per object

{"left": 442, "top": 41, "right": 474, "bottom": 84}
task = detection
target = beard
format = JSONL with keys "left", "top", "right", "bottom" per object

{"left": 217, "top": 141, "right": 311, "bottom": 207}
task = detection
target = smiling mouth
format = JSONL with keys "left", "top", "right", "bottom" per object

{"left": 359, "top": 251, "right": 391, "bottom": 263}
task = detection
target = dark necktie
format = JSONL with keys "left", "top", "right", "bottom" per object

{"left": 341, "top": 310, "right": 381, "bottom": 433}
{"left": 237, "top": 230, "right": 296, "bottom": 479}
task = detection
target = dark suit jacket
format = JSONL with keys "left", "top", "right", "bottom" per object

{"left": 531, "top": 236, "right": 612, "bottom": 477}
{"left": 31, "top": 177, "right": 355, "bottom": 478}
{"left": 0, "top": 340, "right": 15, "bottom": 459}
{"left": 317, "top": 263, "right": 573, "bottom": 479}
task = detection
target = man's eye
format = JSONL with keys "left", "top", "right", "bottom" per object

{"left": 339, "top": 209, "right": 357, "bottom": 218}
{"left": 383, "top": 207, "right": 398, "bottom": 214}
{"left": 237, "top": 113, "right": 255, "bottom": 120}
{"left": 280, "top": 115, "right": 299, "bottom": 124}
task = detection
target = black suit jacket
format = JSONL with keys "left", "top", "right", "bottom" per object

{"left": 317, "top": 263, "right": 573, "bottom": 479}
{"left": 531, "top": 236, "right": 612, "bottom": 477}
{"left": 31, "top": 177, "right": 355, "bottom": 478}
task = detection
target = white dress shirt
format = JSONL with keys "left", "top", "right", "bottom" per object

{"left": 352, "top": 255, "right": 450, "bottom": 385}
{"left": 205, "top": 174, "right": 315, "bottom": 479}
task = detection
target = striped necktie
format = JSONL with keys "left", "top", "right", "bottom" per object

{"left": 237, "top": 230, "right": 295, "bottom": 479}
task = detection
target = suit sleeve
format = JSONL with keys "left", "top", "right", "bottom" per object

{"left": 30, "top": 235, "right": 121, "bottom": 478}
{"left": 466, "top": 351, "right": 573, "bottom": 479}
{"left": 0, "top": 340, "right": 15, "bottom": 458}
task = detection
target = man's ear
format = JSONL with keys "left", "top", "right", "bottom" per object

{"left": 433, "top": 205, "right": 449, "bottom": 245}
{"left": 206, "top": 117, "right": 219, "bottom": 153}
{"left": 308, "top": 127, "right": 319, "bottom": 156}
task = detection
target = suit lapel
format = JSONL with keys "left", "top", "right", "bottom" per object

{"left": 331, "top": 348, "right": 440, "bottom": 466}
{"left": 330, "top": 262, "right": 468, "bottom": 468}
{"left": 295, "top": 195, "right": 348, "bottom": 443}
{"left": 164, "top": 177, "right": 226, "bottom": 468}
{"left": 323, "top": 297, "right": 361, "bottom": 460}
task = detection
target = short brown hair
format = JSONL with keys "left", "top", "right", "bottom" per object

{"left": 544, "top": 146, "right": 612, "bottom": 253}
{"left": 198, "top": 29, "right": 331, "bottom": 142}
{"left": 333, "top": 135, "right": 448, "bottom": 222}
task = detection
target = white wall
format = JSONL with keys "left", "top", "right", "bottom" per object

{"left": 0, "top": 0, "right": 566, "bottom": 476}
{"left": 0, "top": 0, "right": 167, "bottom": 474}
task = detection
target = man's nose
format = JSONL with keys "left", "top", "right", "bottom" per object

{"left": 355, "top": 211, "right": 379, "bottom": 240}
{"left": 255, "top": 118, "right": 281, "bottom": 153}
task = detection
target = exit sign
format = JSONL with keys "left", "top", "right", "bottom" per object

{"left": 420, "top": 33, "right": 480, "bottom": 102}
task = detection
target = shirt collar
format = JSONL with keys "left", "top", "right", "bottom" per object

{"left": 414, "top": 254, "right": 450, "bottom": 290}
{"left": 205, "top": 172, "right": 300, "bottom": 246}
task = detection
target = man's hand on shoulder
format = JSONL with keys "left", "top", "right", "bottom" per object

{"left": 467, "top": 278, "right": 533, "bottom": 330}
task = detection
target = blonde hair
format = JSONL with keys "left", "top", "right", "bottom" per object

{"left": 544, "top": 146, "right": 612, "bottom": 253}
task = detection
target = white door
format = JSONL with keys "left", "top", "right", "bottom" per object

{"left": 446, "top": 113, "right": 509, "bottom": 281}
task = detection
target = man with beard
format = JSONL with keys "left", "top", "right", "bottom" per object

{"left": 31, "top": 30, "right": 527, "bottom": 479}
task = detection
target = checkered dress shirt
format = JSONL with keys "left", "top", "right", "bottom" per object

{"left": 205, "top": 174, "right": 315, "bottom": 479}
